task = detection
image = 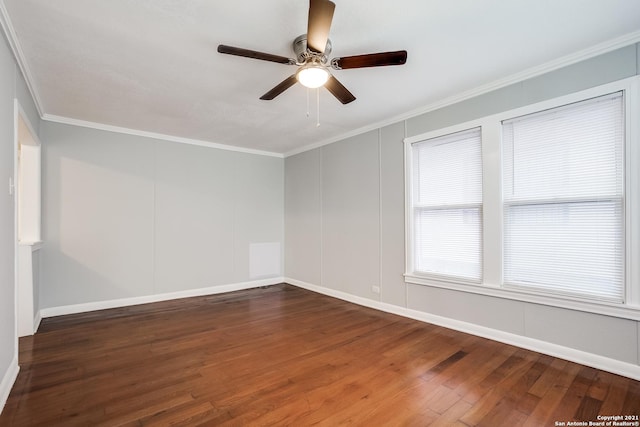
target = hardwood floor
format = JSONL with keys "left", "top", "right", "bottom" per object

{"left": 1, "top": 284, "right": 639, "bottom": 426}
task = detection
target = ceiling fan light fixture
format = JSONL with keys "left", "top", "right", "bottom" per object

{"left": 296, "top": 64, "right": 330, "bottom": 88}
{"left": 218, "top": 0, "right": 406, "bottom": 104}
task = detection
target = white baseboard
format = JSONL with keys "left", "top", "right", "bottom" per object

{"left": 33, "top": 311, "right": 41, "bottom": 333}
{"left": 33, "top": 276, "right": 640, "bottom": 380}
{"left": 0, "top": 357, "right": 19, "bottom": 415}
{"left": 285, "top": 277, "right": 640, "bottom": 381}
{"left": 40, "top": 277, "right": 285, "bottom": 319}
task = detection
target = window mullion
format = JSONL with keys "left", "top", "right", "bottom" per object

{"left": 481, "top": 121, "right": 503, "bottom": 287}
{"left": 404, "top": 76, "right": 639, "bottom": 317}
{"left": 414, "top": 202, "right": 481, "bottom": 211}
{"left": 505, "top": 196, "right": 622, "bottom": 207}
{"left": 626, "top": 77, "right": 639, "bottom": 306}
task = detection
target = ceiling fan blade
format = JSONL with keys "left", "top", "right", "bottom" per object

{"left": 307, "top": 0, "right": 335, "bottom": 53}
{"left": 218, "top": 45, "right": 295, "bottom": 65}
{"left": 260, "top": 75, "right": 298, "bottom": 100}
{"left": 324, "top": 76, "right": 356, "bottom": 104}
{"left": 331, "top": 50, "right": 407, "bottom": 70}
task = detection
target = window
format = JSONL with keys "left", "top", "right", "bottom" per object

{"left": 502, "top": 93, "right": 624, "bottom": 302}
{"left": 410, "top": 127, "right": 482, "bottom": 281}
{"left": 405, "top": 77, "right": 639, "bottom": 319}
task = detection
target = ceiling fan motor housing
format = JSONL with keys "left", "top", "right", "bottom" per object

{"left": 293, "top": 34, "right": 332, "bottom": 64}
{"left": 216, "top": 0, "right": 406, "bottom": 105}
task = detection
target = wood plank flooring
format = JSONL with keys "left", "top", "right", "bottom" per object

{"left": 1, "top": 284, "right": 639, "bottom": 426}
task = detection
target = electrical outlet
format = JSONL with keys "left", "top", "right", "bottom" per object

{"left": 372, "top": 285, "right": 380, "bottom": 294}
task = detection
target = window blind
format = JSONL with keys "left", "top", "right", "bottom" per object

{"left": 412, "top": 127, "right": 482, "bottom": 281}
{"left": 502, "top": 92, "right": 624, "bottom": 302}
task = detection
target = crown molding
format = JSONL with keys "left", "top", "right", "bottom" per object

{"left": 0, "top": 1, "right": 44, "bottom": 117}
{"left": 42, "top": 114, "right": 284, "bottom": 158}
{"left": 1, "top": 1, "right": 282, "bottom": 158}
{"left": 284, "top": 29, "right": 640, "bottom": 158}
{"left": 2, "top": 0, "right": 639, "bottom": 158}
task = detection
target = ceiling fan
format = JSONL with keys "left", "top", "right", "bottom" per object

{"left": 217, "top": 0, "right": 407, "bottom": 105}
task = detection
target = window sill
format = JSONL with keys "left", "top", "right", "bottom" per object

{"left": 404, "top": 273, "right": 640, "bottom": 321}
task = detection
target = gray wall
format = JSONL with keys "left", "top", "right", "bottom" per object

{"left": 0, "top": 29, "right": 15, "bottom": 405}
{"left": 40, "top": 122, "right": 284, "bottom": 309}
{"left": 0, "top": 31, "right": 40, "bottom": 400}
{"left": 285, "top": 44, "right": 640, "bottom": 366}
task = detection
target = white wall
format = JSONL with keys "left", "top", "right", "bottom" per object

{"left": 40, "top": 122, "right": 284, "bottom": 309}
{"left": 0, "top": 31, "right": 40, "bottom": 410}
{"left": 285, "top": 44, "right": 640, "bottom": 375}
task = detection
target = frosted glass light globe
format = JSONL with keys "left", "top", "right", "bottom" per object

{"left": 296, "top": 65, "right": 330, "bottom": 88}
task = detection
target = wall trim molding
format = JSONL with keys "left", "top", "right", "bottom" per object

{"left": 0, "top": 2, "right": 44, "bottom": 117}
{"left": 39, "top": 277, "right": 285, "bottom": 319}
{"left": 283, "top": 30, "right": 640, "bottom": 158}
{"left": 22, "top": 277, "right": 640, "bottom": 381}
{"left": 2, "top": 1, "right": 638, "bottom": 159}
{"left": 0, "top": 356, "right": 19, "bottom": 415}
{"left": 285, "top": 277, "right": 640, "bottom": 381}
{"left": 42, "top": 114, "right": 284, "bottom": 158}
{"left": 33, "top": 310, "right": 41, "bottom": 334}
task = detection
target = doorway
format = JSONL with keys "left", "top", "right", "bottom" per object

{"left": 14, "top": 100, "right": 42, "bottom": 337}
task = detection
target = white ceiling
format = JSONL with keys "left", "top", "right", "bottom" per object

{"left": 2, "top": 0, "right": 640, "bottom": 155}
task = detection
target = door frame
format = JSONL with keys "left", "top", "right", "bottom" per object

{"left": 14, "top": 99, "right": 42, "bottom": 337}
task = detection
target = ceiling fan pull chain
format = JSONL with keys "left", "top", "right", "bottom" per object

{"left": 316, "top": 88, "right": 320, "bottom": 127}
{"left": 306, "top": 88, "right": 310, "bottom": 118}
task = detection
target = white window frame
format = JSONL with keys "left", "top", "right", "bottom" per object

{"left": 409, "top": 127, "right": 484, "bottom": 284}
{"left": 404, "top": 76, "right": 640, "bottom": 321}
